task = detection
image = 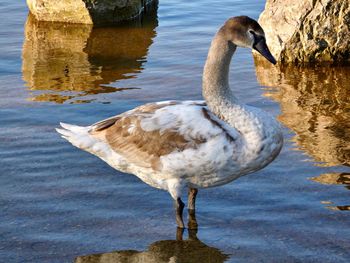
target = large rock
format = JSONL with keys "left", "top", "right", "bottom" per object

{"left": 26, "top": 0, "right": 156, "bottom": 24}
{"left": 22, "top": 7, "right": 158, "bottom": 103}
{"left": 254, "top": 57, "right": 350, "bottom": 166}
{"left": 259, "top": 0, "right": 350, "bottom": 64}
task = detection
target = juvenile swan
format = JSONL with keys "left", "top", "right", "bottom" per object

{"left": 57, "top": 16, "right": 283, "bottom": 228}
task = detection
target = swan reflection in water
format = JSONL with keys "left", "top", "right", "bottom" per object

{"left": 254, "top": 57, "right": 350, "bottom": 210}
{"left": 75, "top": 213, "right": 229, "bottom": 263}
{"left": 254, "top": 57, "right": 350, "bottom": 167}
{"left": 21, "top": 3, "right": 158, "bottom": 104}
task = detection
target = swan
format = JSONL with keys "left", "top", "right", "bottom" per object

{"left": 56, "top": 16, "right": 283, "bottom": 228}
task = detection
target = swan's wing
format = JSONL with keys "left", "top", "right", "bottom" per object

{"left": 89, "top": 100, "right": 238, "bottom": 171}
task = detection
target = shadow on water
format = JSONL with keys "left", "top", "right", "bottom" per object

{"left": 254, "top": 57, "right": 350, "bottom": 167}
{"left": 21, "top": 4, "right": 158, "bottom": 104}
{"left": 75, "top": 228, "right": 229, "bottom": 263}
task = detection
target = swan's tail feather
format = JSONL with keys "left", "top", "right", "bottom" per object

{"left": 59, "top": 122, "right": 89, "bottom": 133}
{"left": 56, "top": 122, "right": 111, "bottom": 160}
{"left": 56, "top": 127, "right": 74, "bottom": 138}
{"left": 56, "top": 122, "right": 94, "bottom": 150}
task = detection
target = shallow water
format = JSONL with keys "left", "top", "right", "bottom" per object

{"left": 0, "top": 1, "right": 349, "bottom": 262}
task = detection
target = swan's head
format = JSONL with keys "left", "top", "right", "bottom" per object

{"left": 222, "top": 16, "right": 276, "bottom": 64}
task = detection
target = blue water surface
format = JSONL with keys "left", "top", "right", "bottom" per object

{"left": 0, "top": 1, "right": 349, "bottom": 262}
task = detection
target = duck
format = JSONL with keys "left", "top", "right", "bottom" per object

{"left": 56, "top": 16, "right": 283, "bottom": 228}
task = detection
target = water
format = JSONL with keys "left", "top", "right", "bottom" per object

{"left": 0, "top": 1, "right": 349, "bottom": 262}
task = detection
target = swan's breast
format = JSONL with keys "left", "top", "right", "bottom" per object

{"left": 233, "top": 105, "right": 283, "bottom": 173}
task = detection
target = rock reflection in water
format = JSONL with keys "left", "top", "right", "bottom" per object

{"left": 311, "top": 173, "right": 350, "bottom": 186}
{"left": 22, "top": 5, "right": 158, "bottom": 104}
{"left": 254, "top": 57, "right": 350, "bottom": 167}
{"left": 75, "top": 228, "right": 229, "bottom": 263}
{"left": 310, "top": 172, "right": 350, "bottom": 211}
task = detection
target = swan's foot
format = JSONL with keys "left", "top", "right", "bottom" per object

{"left": 176, "top": 226, "right": 197, "bottom": 241}
{"left": 176, "top": 227, "right": 185, "bottom": 240}
{"left": 175, "top": 197, "right": 185, "bottom": 228}
{"left": 188, "top": 227, "right": 199, "bottom": 241}
{"left": 188, "top": 188, "right": 198, "bottom": 210}
{"left": 188, "top": 208, "right": 198, "bottom": 229}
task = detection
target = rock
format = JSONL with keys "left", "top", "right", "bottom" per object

{"left": 254, "top": 57, "right": 350, "bottom": 166}
{"left": 22, "top": 8, "right": 158, "bottom": 103}
{"left": 258, "top": 0, "right": 350, "bottom": 64}
{"left": 26, "top": 0, "right": 156, "bottom": 25}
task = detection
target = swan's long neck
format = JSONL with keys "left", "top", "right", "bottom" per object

{"left": 203, "top": 29, "right": 238, "bottom": 116}
{"left": 202, "top": 29, "right": 275, "bottom": 170}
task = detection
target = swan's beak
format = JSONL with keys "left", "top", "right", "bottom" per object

{"left": 253, "top": 39, "right": 277, "bottom": 65}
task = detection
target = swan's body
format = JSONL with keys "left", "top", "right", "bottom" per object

{"left": 57, "top": 16, "right": 283, "bottom": 228}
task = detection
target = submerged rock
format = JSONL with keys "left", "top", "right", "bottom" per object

{"left": 26, "top": 0, "right": 156, "bottom": 25}
{"left": 259, "top": 0, "right": 350, "bottom": 64}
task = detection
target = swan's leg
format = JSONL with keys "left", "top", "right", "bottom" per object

{"left": 167, "top": 179, "right": 185, "bottom": 228}
{"left": 188, "top": 188, "right": 198, "bottom": 229}
{"left": 175, "top": 198, "right": 185, "bottom": 228}
{"left": 188, "top": 188, "right": 198, "bottom": 210}
{"left": 188, "top": 226, "right": 199, "bottom": 241}
{"left": 176, "top": 225, "right": 185, "bottom": 240}
{"left": 188, "top": 207, "right": 198, "bottom": 229}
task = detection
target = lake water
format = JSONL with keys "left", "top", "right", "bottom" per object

{"left": 0, "top": 0, "right": 349, "bottom": 262}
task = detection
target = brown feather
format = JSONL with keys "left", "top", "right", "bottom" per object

{"left": 89, "top": 102, "right": 208, "bottom": 171}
